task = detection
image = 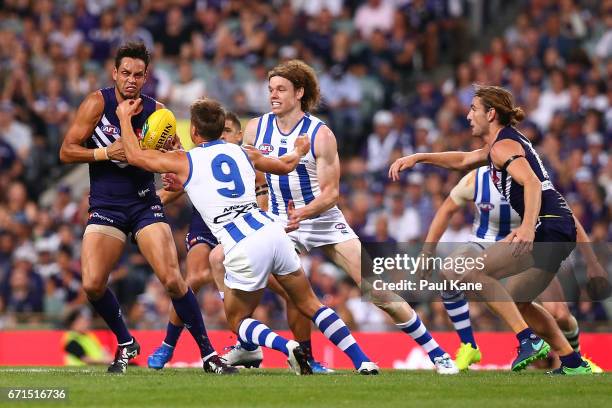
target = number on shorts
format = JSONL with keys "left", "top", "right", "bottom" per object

{"left": 211, "top": 154, "right": 245, "bottom": 198}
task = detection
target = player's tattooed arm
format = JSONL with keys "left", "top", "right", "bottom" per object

{"left": 389, "top": 148, "right": 488, "bottom": 181}
{"left": 59, "top": 91, "right": 125, "bottom": 163}
{"left": 117, "top": 98, "right": 190, "bottom": 181}
{"left": 255, "top": 170, "right": 269, "bottom": 210}
{"left": 243, "top": 134, "right": 310, "bottom": 175}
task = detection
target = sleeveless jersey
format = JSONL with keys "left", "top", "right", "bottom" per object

{"left": 253, "top": 112, "right": 328, "bottom": 218}
{"left": 472, "top": 166, "right": 521, "bottom": 242}
{"left": 86, "top": 87, "right": 157, "bottom": 199}
{"left": 183, "top": 140, "right": 274, "bottom": 253}
{"left": 488, "top": 126, "right": 572, "bottom": 219}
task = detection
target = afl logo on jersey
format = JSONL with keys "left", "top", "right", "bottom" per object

{"left": 334, "top": 223, "right": 347, "bottom": 230}
{"left": 259, "top": 144, "right": 274, "bottom": 155}
{"left": 101, "top": 124, "right": 119, "bottom": 136}
{"left": 477, "top": 203, "right": 495, "bottom": 212}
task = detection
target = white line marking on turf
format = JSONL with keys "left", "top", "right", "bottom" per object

{"left": 0, "top": 368, "right": 95, "bottom": 373}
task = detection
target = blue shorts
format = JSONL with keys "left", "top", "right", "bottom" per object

{"left": 87, "top": 191, "right": 167, "bottom": 237}
{"left": 185, "top": 210, "right": 218, "bottom": 252}
{"left": 533, "top": 216, "right": 576, "bottom": 273}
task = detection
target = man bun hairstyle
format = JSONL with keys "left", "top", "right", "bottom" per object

{"left": 115, "top": 42, "right": 151, "bottom": 69}
{"left": 474, "top": 84, "right": 525, "bottom": 126}
{"left": 268, "top": 59, "right": 320, "bottom": 112}
{"left": 190, "top": 98, "right": 226, "bottom": 140}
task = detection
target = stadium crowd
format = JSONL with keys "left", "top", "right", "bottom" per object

{"left": 0, "top": 0, "right": 610, "bottom": 333}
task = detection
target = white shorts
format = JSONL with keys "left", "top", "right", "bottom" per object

{"left": 223, "top": 222, "right": 301, "bottom": 292}
{"left": 276, "top": 207, "right": 358, "bottom": 253}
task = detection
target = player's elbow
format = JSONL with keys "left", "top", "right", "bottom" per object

{"left": 59, "top": 144, "right": 74, "bottom": 164}
{"left": 325, "top": 187, "right": 339, "bottom": 207}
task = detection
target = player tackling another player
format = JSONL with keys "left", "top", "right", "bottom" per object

{"left": 390, "top": 85, "right": 592, "bottom": 375}
{"left": 147, "top": 113, "right": 331, "bottom": 373}
{"left": 117, "top": 97, "right": 379, "bottom": 375}
{"left": 59, "top": 42, "right": 234, "bottom": 374}
{"left": 210, "top": 60, "right": 458, "bottom": 374}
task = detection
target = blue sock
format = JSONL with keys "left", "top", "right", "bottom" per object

{"left": 397, "top": 313, "right": 446, "bottom": 362}
{"left": 299, "top": 340, "right": 314, "bottom": 360}
{"left": 516, "top": 328, "right": 535, "bottom": 342}
{"left": 163, "top": 322, "right": 183, "bottom": 347}
{"left": 443, "top": 300, "right": 477, "bottom": 348}
{"left": 89, "top": 288, "right": 132, "bottom": 345}
{"left": 171, "top": 288, "right": 216, "bottom": 359}
{"left": 559, "top": 351, "right": 583, "bottom": 368}
{"left": 238, "top": 318, "right": 289, "bottom": 355}
{"left": 238, "top": 338, "right": 259, "bottom": 351}
{"left": 313, "top": 306, "right": 369, "bottom": 368}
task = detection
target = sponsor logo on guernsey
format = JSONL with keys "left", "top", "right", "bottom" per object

{"left": 477, "top": 203, "right": 495, "bottom": 212}
{"left": 154, "top": 212, "right": 164, "bottom": 218}
{"left": 101, "top": 124, "right": 119, "bottom": 136}
{"left": 280, "top": 138, "right": 287, "bottom": 145}
{"left": 259, "top": 144, "right": 274, "bottom": 155}
{"left": 89, "top": 212, "right": 114, "bottom": 224}
{"left": 138, "top": 188, "right": 150, "bottom": 198}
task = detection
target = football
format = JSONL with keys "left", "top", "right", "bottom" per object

{"left": 140, "top": 108, "right": 176, "bottom": 150}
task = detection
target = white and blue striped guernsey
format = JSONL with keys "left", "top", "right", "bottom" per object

{"left": 472, "top": 166, "right": 521, "bottom": 242}
{"left": 253, "top": 112, "right": 327, "bottom": 217}
{"left": 183, "top": 139, "right": 275, "bottom": 253}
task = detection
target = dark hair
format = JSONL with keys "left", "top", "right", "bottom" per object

{"left": 190, "top": 99, "right": 226, "bottom": 140}
{"left": 268, "top": 60, "right": 320, "bottom": 112}
{"left": 115, "top": 42, "right": 151, "bottom": 69}
{"left": 474, "top": 84, "right": 525, "bottom": 126}
{"left": 225, "top": 111, "right": 241, "bottom": 132}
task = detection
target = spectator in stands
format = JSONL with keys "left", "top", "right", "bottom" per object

{"left": 168, "top": 60, "right": 206, "bottom": 119}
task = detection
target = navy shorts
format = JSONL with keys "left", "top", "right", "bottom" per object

{"left": 185, "top": 211, "right": 218, "bottom": 252}
{"left": 87, "top": 190, "right": 167, "bottom": 237}
{"left": 532, "top": 216, "right": 577, "bottom": 273}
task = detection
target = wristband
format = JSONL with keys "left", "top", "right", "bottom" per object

{"left": 93, "top": 147, "right": 109, "bottom": 161}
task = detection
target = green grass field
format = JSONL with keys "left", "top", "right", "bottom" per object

{"left": 1, "top": 367, "right": 610, "bottom": 408}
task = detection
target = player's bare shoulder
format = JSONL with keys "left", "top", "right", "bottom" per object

{"left": 243, "top": 117, "right": 261, "bottom": 145}
{"left": 313, "top": 124, "right": 338, "bottom": 159}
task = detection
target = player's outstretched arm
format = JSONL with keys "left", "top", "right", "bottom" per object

{"left": 388, "top": 149, "right": 488, "bottom": 181}
{"left": 59, "top": 91, "right": 125, "bottom": 163}
{"left": 117, "top": 98, "right": 189, "bottom": 182}
{"left": 292, "top": 125, "right": 339, "bottom": 221}
{"left": 243, "top": 134, "right": 310, "bottom": 175}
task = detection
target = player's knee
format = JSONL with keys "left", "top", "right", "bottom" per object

{"left": 186, "top": 268, "right": 211, "bottom": 292}
{"left": 161, "top": 274, "right": 187, "bottom": 297}
{"left": 82, "top": 279, "right": 107, "bottom": 300}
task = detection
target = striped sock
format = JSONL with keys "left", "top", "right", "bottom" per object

{"left": 397, "top": 313, "right": 445, "bottom": 362}
{"left": 563, "top": 327, "right": 580, "bottom": 353}
{"left": 238, "top": 318, "right": 289, "bottom": 355}
{"left": 443, "top": 300, "right": 477, "bottom": 348}
{"left": 238, "top": 338, "right": 259, "bottom": 352}
{"left": 312, "top": 306, "right": 369, "bottom": 368}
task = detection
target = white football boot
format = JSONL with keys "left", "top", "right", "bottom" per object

{"left": 433, "top": 353, "right": 460, "bottom": 374}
